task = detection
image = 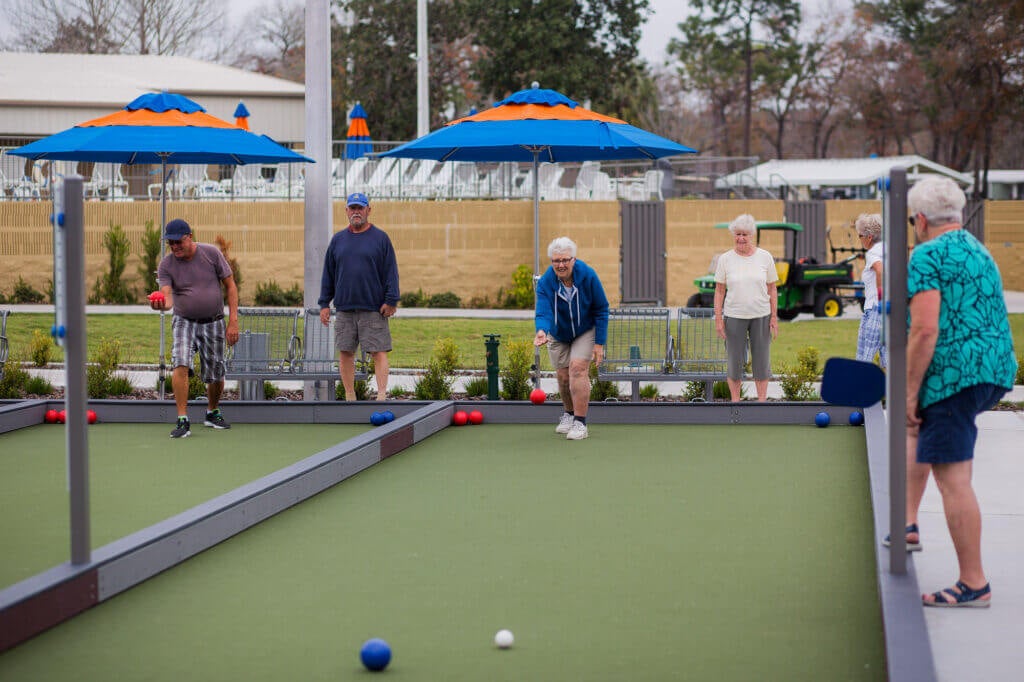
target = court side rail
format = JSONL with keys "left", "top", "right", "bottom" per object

{"left": 0, "top": 400, "right": 453, "bottom": 653}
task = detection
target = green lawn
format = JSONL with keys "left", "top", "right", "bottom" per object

{"left": 3, "top": 311, "right": 1023, "bottom": 375}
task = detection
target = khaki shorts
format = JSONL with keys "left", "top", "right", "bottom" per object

{"left": 547, "top": 327, "right": 596, "bottom": 369}
{"left": 334, "top": 310, "right": 392, "bottom": 353}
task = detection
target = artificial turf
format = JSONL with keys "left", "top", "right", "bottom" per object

{"left": 0, "top": 423, "right": 884, "bottom": 681}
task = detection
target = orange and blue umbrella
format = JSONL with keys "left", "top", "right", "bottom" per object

{"left": 381, "top": 86, "right": 695, "bottom": 163}
{"left": 382, "top": 84, "right": 696, "bottom": 386}
{"left": 345, "top": 102, "right": 372, "bottom": 159}
{"left": 381, "top": 84, "right": 696, "bottom": 271}
{"left": 234, "top": 101, "right": 251, "bottom": 130}
{"left": 10, "top": 92, "right": 311, "bottom": 166}
{"left": 10, "top": 91, "right": 312, "bottom": 396}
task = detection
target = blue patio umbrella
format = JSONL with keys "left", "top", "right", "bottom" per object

{"left": 10, "top": 91, "right": 313, "bottom": 395}
{"left": 345, "top": 102, "right": 372, "bottom": 159}
{"left": 382, "top": 84, "right": 696, "bottom": 383}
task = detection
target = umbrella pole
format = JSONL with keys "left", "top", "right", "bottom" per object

{"left": 532, "top": 152, "right": 541, "bottom": 389}
{"left": 158, "top": 156, "right": 168, "bottom": 400}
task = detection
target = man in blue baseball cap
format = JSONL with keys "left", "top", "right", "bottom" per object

{"left": 318, "top": 192, "right": 400, "bottom": 400}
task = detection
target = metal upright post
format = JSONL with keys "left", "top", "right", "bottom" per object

{"left": 62, "top": 176, "right": 91, "bottom": 565}
{"left": 886, "top": 168, "right": 909, "bottom": 574}
{"left": 304, "top": 0, "right": 332, "bottom": 400}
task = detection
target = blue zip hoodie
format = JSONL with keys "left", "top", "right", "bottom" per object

{"left": 535, "top": 258, "right": 609, "bottom": 345}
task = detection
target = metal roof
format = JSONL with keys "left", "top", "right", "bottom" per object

{"left": 715, "top": 155, "right": 972, "bottom": 190}
{"left": 0, "top": 52, "right": 305, "bottom": 141}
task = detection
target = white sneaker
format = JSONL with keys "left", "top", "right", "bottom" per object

{"left": 555, "top": 413, "right": 575, "bottom": 434}
{"left": 566, "top": 421, "right": 589, "bottom": 440}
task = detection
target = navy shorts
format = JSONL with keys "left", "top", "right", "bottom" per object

{"left": 917, "top": 383, "right": 1008, "bottom": 465}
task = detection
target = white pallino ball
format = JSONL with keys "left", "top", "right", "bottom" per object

{"left": 494, "top": 629, "right": 514, "bottom": 649}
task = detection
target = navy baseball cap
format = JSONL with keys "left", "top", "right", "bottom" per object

{"left": 346, "top": 192, "right": 370, "bottom": 207}
{"left": 163, "top": 218, "right": 192, "bottom": 239}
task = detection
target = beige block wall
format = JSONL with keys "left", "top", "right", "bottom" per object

{"left": 1, "top": 198, "right": 1021, "bottom": 306}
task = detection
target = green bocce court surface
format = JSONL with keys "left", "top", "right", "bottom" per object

{"left": 0, "top": 422, "right": 885, "bottom": 681}
{"left": 0, "top": 423, "right": 368, "bottom": 587}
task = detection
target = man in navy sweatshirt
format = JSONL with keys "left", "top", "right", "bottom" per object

{"left": 318, "top": 192, "right": 400, "bottom": 400}
{"left": 534, "top": 237, "right": 609, "bottom": 440}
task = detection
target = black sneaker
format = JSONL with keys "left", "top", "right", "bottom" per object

{"left": 204, "top": 409, "right": 231, "bottom": 429}
{"left": 170, "top": 418, "right": 191, "bottom": 439}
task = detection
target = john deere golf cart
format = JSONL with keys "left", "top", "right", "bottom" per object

{"left": 686, "top": 221, "right": 857, "bottom": 320}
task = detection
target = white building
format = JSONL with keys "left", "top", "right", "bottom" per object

{"left": 0, "top": 52, "right": 305, "bottom": 145}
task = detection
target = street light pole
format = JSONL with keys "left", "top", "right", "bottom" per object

{"left": 416, "top": 0, "right": 429, "bottom": 137}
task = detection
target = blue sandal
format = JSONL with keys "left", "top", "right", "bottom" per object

{"left": 924, "top": 581, "right": 991, "bottom": 608}
{"left": 883, "top": 523, "right": 922, "bottom": 552}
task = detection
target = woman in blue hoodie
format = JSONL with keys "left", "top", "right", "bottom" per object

{"left": 534, "top": 237, "right": 609, "bottom": 441}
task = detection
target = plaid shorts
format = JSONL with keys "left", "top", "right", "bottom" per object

{"left": 856, "top": 308, "right": 887, "bottom": 368}
{"left": 171, "top": 315, "right": 226, "bottom": 383}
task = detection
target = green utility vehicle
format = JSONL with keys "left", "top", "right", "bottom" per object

{"left": 686, "top": 221, "right": 860, "bottom": 320}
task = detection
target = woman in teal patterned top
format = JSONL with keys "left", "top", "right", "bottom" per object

{"left": 903, "top": 176, "right": 1017, "bottom": 608}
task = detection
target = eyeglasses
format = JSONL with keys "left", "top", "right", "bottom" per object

{"left": 551, "top": 257, "right": 574, "bottom": 265}
{"left": 908, "top": 214, "right": 917, "bottom": 227}
{"left": 166, "top": 238, "right": 185, "bottom": 246}
{"left": 347, "top": 204, "right": 367, "bottom": 210}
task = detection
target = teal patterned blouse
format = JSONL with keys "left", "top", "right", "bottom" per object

{"left": 907, "top": 229, "right": 1017, "bottom": 408}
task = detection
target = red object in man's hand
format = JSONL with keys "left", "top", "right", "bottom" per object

{"left": 147, "top": 291, "right": 166, "bottom": 305}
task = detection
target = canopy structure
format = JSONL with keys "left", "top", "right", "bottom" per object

{"left": 383, "top": 84, "right": 696, "bottom": 385}
{"left": 715, "top": 155, "right": 972, "bottom": 197}
{"left": 10, "top": 91, "right": 313, "bottom": 396}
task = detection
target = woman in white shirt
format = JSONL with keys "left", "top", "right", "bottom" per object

{"left": 713, "top": 214, "right": 779, "bottom": 402}
{"left": 854, "top": 213, "right": 887, "bottom": 368}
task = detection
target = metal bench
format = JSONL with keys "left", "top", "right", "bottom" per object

{"left": 598, "top": 307, "right": 727, "bottom": 401}
{"left": 673, "top": 307, "right": 727, "bottom": 401}
{"left": 225, "top": 307, "right": 367, "bottom": 400}
{"left": 598, "top": 307, "right": 674, "bottom": 401}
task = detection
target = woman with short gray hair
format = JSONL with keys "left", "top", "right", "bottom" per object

{"left": 713, "top": 214, "right": 779, "bottom": 402}
{"left": 534, "top": 237, "right": 609, "bottom": 440}
{"left": 854, "top": 213, "right": 886, "bottom": 368}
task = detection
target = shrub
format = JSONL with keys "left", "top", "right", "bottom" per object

{"left": 12, "top": 276, "right": 45, "bottom": 303}
{"left": 254, "top": 280, "right": 303, "bottom": 306}
{"left": 779, "top": 346, "right": 821, "bottom": 401}
{"left": 467, "top": 295, "right": 493, "bottom": 309}
{"left": 138, "top": 219, "right": 162, "bottom": 294}
{"left": 414, "top": 338, "right": 461, "bottom": 400}
{"left": 427, "top": 291, "right": 461, "bottom": 308}
{"left": 499, "top": 339, "right": 532, "bottom": 400}
{"left": 89, "top": 222, "right": 135, "bottom": 304}
{"left": 639, "top": 384, "right": 659, "bottom": 400}
{"left": 1017, "top": 354, "right": 1023, "bottom": 385}
{"left": 463, "top": 376, "right": 489, "bottom": 398}
{"left": 0, "top": 365, "right": 30, "bottom": 398}
{"left": 88, "top": 337, "right": 134, "bottom": 398}
{"left": 387, "top": 386, "right": 411, "bottom": 399}
{"left": 263, "top": 382, "right": 280, "bottom": 400}
{"left": 24, "top": 375, "right": 54, "bottom": 396}
{"left": 159, "top": 364, "right": 206, "bottom": 399}
{"left": 335, "top": 379, "right": 370, "bottom": 401}
{"left": 683, "top": 380, "right": 739, "bottom": 401}
{"left": 30, "top": 329, "right": 54, "bottom": 367}
{"left": 400, "top": 289, "right": 425, "bottom": 308}
{"left": 106, "top": 375, "right": 135, "bottom": 397}
{"left": 589, "top": 362, "right": 620, "bottom": 401}
{"left": 501, "top": 265, "right": 535, "bottom": 309}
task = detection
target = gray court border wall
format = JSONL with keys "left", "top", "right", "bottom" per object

{"left": 0, "top": 399, "right": 934, "bottom": 682}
